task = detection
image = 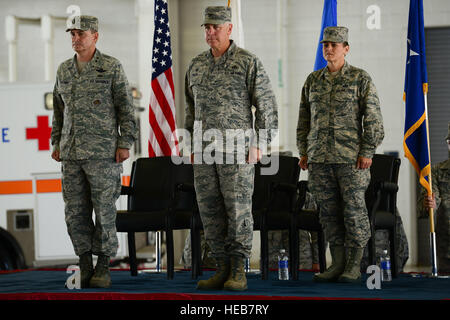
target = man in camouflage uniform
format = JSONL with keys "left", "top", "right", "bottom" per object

{"left": 297, "top": 26, "right": 384, "bottom": 283}
{"left": 51, "top": 16, "right": 137, "bottom": 288}
{"left": 184, "top": 6, "right": 277, "bottom": 291}
{"left": 418, "top": 122, "right": 450, "bottom": 273}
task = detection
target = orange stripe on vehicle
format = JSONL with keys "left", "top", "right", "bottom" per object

{"left": 0, "top": 175, "right": 131, "bottom": 195}
{"left": 36, "top": 179, "right": 62, "bottom": 193}
{"left": 0, "top": 180, "right": 33, "bottom": 195}
{"left": 122, "top": 175, "right": 130, "bottom": 187}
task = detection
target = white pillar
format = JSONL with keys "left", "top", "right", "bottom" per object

{"left": 5, "top": 16, "right": 18, "bottom": 82}
{"left": 276, "top": 0, "right": 288, "bottom": 152}
{"left": 41, "top": 15, "right": 54, "bottom": 82}
{"left": 136, "top": 0, "right": 155, "bottom": 157}
{"left": 230, "top": 0, "right": 244, "bottom": 48}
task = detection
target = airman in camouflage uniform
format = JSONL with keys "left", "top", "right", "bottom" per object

{"left": 185, "top": 6, "right": 277, "bottom": 291}
{"left": 51, "top": 16, "right": 137, "bottom": 288}
{"left": 418, "top": 122, "right": 450, "bottom": 273}
{"left": 297, "top": 26, "right": 384, "bottom": 283}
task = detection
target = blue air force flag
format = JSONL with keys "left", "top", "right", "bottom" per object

{"left": 403, "top": 0, "right": 431, "bottom": 193}
{"left": 314, "top": 0, "right": 337, "bottom": 71}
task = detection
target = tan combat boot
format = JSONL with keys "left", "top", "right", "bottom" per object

{"left": 313, "top": 246, "right": 345, "bottom": 282}
{"left": 89, "top": 255, "right": 112, "bottom": 288}
{"left": 79, "top": 252, "right": 94, "bottom": 288}
{"left": 197, "top": 258, "right": 230, "bottom": 290}
{"left": 223, "top": 257, "right": 247, "bottom": 291}
{"left": 337, "top": 247, "right": 364, "bottom": 283}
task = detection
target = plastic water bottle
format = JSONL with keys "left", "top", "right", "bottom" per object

{"left": 278, "top": 249, "right": 289, "bottom": 280}
{"left": 380, "top": 249, "right": 392, "bottom": 282}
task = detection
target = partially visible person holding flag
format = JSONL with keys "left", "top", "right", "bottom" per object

{"left": 418, "top": 122, "right": 450, "bottom": 274}
{"left": 184, "top": 5, "right": 277, "bottom": 291}
{"left": 296, "top": 26, "right": 384, "bottom": 283}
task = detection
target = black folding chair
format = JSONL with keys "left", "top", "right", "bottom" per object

{"left": 253, "top": 155, "right": 300, "bottom": 280}
{"left": 366, "top": 154, "right": 401, "bottom": 277}
{"left": 290, "top": 180, "right": 327, "bottom": 280}
{"left": 116, "top": 156, "right": 200, "bottom": 279}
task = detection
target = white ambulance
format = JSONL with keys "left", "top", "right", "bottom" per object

{"left": 0, "top": 82, "right": 136, "bottom": 269}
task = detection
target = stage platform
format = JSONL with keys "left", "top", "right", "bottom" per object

{"left": 0, "top": 268, "right": 448, "bottom": 317}
{"left": 0, "top": 268, "right": 449, "bottom": 300}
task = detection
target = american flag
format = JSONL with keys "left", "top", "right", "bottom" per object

{"left": 148, "top": 0, "right": 179, "bottom": 157}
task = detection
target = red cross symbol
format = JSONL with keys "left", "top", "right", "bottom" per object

{"left": 26, "top": 115, "right": 52, "bottom": 151}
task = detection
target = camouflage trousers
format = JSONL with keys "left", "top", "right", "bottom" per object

{"left": 308, "top": 163, "right": 371, "bottom": 248}
{"left": 193, "top": 163, "right": 255, "bottom": 259}
{"left": 61, "top": 159, "right": 122, "bottom": 257}
{"left": 436, "top": 208, "right": 450, "bottom": 272}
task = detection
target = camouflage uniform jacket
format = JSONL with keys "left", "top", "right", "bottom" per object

{"left": 184, "top": 40, "right": 278, "bottom": 153}
{"left": 51, "top": 49, "right": 137, "bottom": 160}
{"left": 297, "top": 61, "right": 384, "bottom": 163}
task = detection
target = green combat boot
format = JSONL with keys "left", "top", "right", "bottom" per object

{"left": 197, "top": 258, "right": 230, "bottom": 290}
{"left": 313, "top": 246, "right": 345, "bottom": 282}
{"left": 223, "top": 257, "right": 247, "bottom": 291}
{"left": 79, "top": 252, "right": 94, "bottom": 288}
{"left": 337, "top": 247, "right": 364, "bottom": 283}
{"left": 89, "top": 255, "right": 112, "bottom": 288}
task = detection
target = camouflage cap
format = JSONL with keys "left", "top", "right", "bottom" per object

{"left": 320, "top": 26, "right": 349, "bottom": 43}
{"left": 66, "top": 15, "right": 98, "bottom": 32}
{"left": 201, "top": 6, "right": 232, "bottom": 26}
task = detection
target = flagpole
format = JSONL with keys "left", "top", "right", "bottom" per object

{"left": 423, "top": 91, "right": 438, "bottom": 277}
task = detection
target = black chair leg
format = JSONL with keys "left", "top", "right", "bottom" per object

{"left": 190, "top": 229, "right": 197, "bottom": 279}
{"left": 368, "top": 230, "right": 377, "bottom": 267}
{"left": 191, "top": 227, "right": 202, "bottom": 279}
{"left": 127, "top": 232, "right": 138, "bottom": 276}
{"left": 317, "top": 230, "right": 326, "bottom": 273}
{"left": 196, "top": 229, "right": 203, "bottom": 276}
{"left": 389, "top": 229, "right": 398, "bottom": 277}
{"left": 166, "top": 229, "right": 174, "bottom": 280}
{"left": 260, "top": 228, "right": 269, "bottom": 280}
{"left": 193, "top": 210, "right": 203, "bottom": 277}
{"left": 289, "top": 228, "right": 300, "bottom": 280}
